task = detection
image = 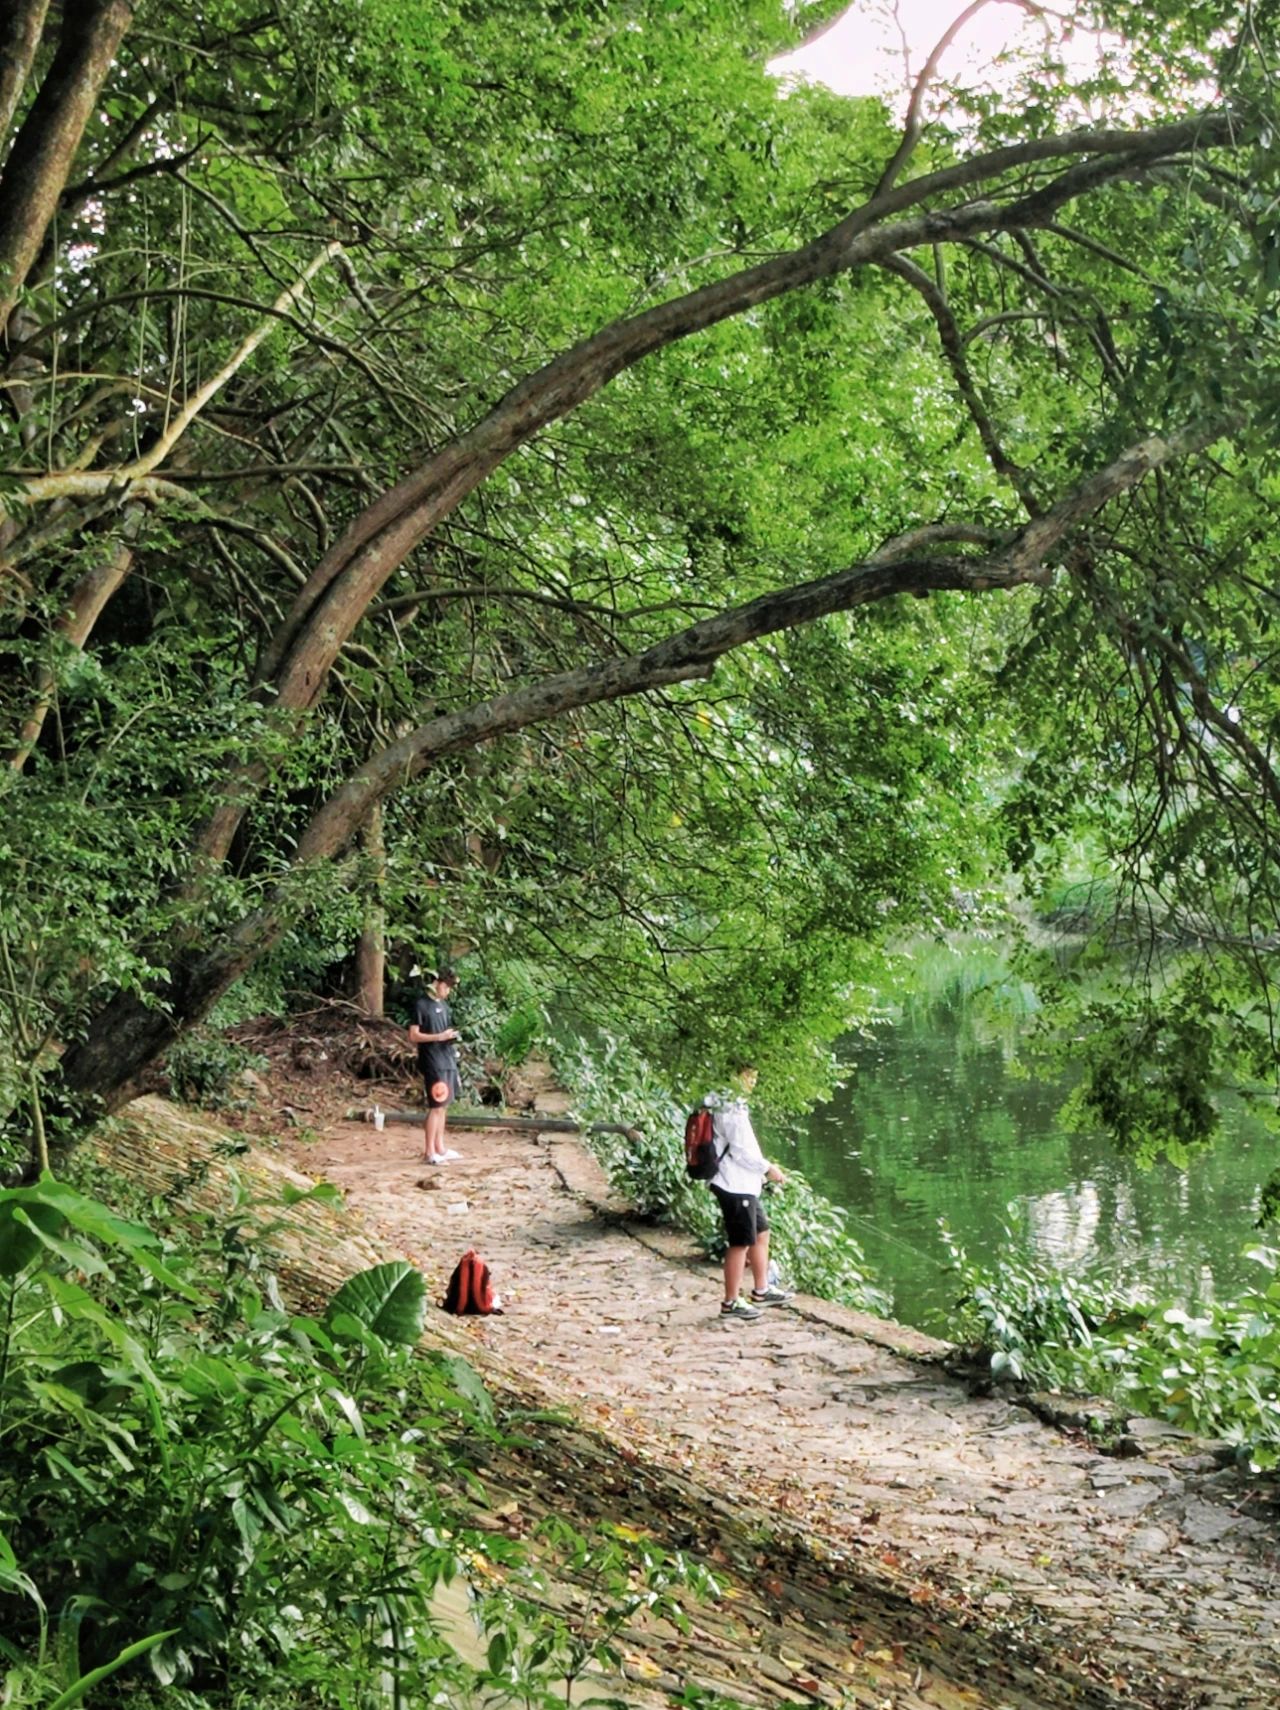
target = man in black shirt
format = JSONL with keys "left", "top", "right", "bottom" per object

{"left": 408, "top": 967, "right": 462, "bottom": 1164}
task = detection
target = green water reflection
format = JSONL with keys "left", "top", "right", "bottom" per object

{"left": 776, "top": 995, "right": 1268, "bottom": 1334}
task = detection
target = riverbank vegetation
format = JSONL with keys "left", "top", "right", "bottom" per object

{"left": 944, "top": 1227, "right": 1280, "bottom": 1471}
{"left": 793, "top": 934, "right": 1280, "bottom": 1464}
{"left": 554, "top": 1024, "right": 891, "bottom": 1312}
{"left": 0, "top": 1162, "right": 723, "bottom": 1707}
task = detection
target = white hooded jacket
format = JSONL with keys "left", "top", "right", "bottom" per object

{"left": 703, "top": 1091, "right": 767, "bottom": 1196}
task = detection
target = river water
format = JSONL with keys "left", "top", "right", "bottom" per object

{"left": 778, "top": 993, "right": 1271, "bottom": 1334}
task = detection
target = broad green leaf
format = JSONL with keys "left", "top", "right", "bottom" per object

{"left": 0, "top": 1197, "right": 65, "bottom": 1278}
{"left": 41, "top": 1447, "right": 102, "bottom": 1498}
{"left": 16, "top": 1180, "right": 159, "bottom": 1253}
{"left": 0, "top": 1529, "right": 44, "bottom": 1617}
{"left": 428, "top": 1351, "right": 495, "bottom": 1424}
{"left": 126, "top": 1242, "right": 205, "bottom": 1302}
{"left": 279, "top": 1181, "right": 344, "bottom": 1206}
{"left": 326, "top": 1386, "right": 365, "bottom": 1437}
{"left": 41, "top": 1274, "right": 165, "bottom": 1390}
{"left": 334, "top": 1488, "right": 376, "bottom": 1525}
{"left": 326, "top": 1262, "right": 427, "bottom": 1346}
{"left": 10, "top": 1209, "right": 109, "bottom": 1278}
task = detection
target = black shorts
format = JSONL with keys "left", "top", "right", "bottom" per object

{"left": 711, "top": 1184, "right": 769, "bottom": 1248}
{"left": 423, "top": 1066, "right": 460, "bottom": 1110}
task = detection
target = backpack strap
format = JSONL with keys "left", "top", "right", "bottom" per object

{"left": 710, "top": 1107, "right": 730, "bottom": 1167}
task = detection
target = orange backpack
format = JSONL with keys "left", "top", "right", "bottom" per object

{"left": 442, "top": 1249, "right": 499, "bottom": 1314}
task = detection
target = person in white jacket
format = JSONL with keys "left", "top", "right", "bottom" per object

{"left": 705, "top": 1064, "right": 790, "bottom": 1322}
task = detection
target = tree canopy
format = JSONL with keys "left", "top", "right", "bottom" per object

{"left": 3, "top": 0, "right": 1280, "bottom": 1174}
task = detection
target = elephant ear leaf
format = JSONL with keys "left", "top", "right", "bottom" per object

{"left": 326, "top": 1262, "right": 427, "bottom": 1346}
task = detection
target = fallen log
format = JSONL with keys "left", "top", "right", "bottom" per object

{"left": 344, "top": 1105, "right": 643, "bottom": 1142}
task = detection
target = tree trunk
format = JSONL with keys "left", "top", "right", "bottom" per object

{"left": 353, "top": 801, "right": 386, "bottom": 1019}
{"left": 0, "top": 0, "right": 52, "bottom": 145}
{"left": 0, "top": 0, "right": 133, "bottom": 325}
{"left": 52, "top": 913, "right": 294, "bottom": 1140}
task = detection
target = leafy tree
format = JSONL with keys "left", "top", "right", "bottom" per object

{"left": 2, "top": 1, "right": 1280, "bottom": 1173}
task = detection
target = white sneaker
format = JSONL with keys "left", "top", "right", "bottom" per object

{"left": 441, "top": 1148, "right": 462, "bottom": 1160}
{"left": 425, "top": 1154, "right": 448, "bottom": 1165}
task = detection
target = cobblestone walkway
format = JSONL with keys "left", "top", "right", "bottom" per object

{"left": 284, "top": 1113, "right": 1280, "bottom": 1709}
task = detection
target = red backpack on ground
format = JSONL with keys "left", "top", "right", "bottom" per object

{"left": 443, "top": 1249, "right": 500, "bottom": 1314}
{"left": 684, "top": 1106, "right": 724, "bottom": 1180}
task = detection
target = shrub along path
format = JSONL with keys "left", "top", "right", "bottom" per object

{"left": 274, "top": 1108, "right": 1280, "bottom": 1710}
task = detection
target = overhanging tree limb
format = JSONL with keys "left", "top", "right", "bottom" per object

{"left": 295, "top": 421, "right": 1234, "bottom": 862}
{"left": 52, "top": 415, "right": 1236, "bottom": 1117}
{"left": 148, "top": 133, "right": 1207, "bottom": 897}
{"left": 215, "top": 111, "right": 1239, "bottom": 883}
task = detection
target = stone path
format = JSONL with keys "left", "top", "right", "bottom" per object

{"left": 283, "top": 1113, "right": 1280, "bottom": 1709}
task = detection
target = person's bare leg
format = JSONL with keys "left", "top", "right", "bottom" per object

{"left": 747, "top": 1230, "right": 770, "bottom": 1293}
{"left": 722, "top": 1244, "right": 748, "bottom": 1304}
{"left": 424, "top": 1105, "right": 446, "bottom": 1159}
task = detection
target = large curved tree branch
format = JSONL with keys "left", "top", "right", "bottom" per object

{"left": 52, "top": 416, "right": 1234, "bottom": 1117}
{"left": 256, "top": 112, "right": 1235, "bottom": 705}
{"left": 295, "top": 421, "right": 1232, "bottom": 863}
{"left": 139, "top": 112, "right": 1230, "bottom": 876}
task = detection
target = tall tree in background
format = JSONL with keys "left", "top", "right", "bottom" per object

{"left": 2, "top": 0, "right": 1280, "bottom": 1173}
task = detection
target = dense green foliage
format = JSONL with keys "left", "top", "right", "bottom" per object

{"left": 8, "top": 6, "right": 1280, "bottom": 1699}
{"left": 944, "top": 1227, "right": 1280, "bottom": 1470}
{"left": 0, "top": 1166, "right": 722, "bottom": 1705}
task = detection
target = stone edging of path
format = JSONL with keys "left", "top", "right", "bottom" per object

{"left": 543, "top": 1134, "right": 951, "bottom": 1360}
{"left": 539, "top": 1132, "right": 1236, "bottom": 1471}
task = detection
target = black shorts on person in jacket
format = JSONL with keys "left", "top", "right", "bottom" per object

{"left": 710, "top": 1184, "right": 769, "bottom": 1248}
